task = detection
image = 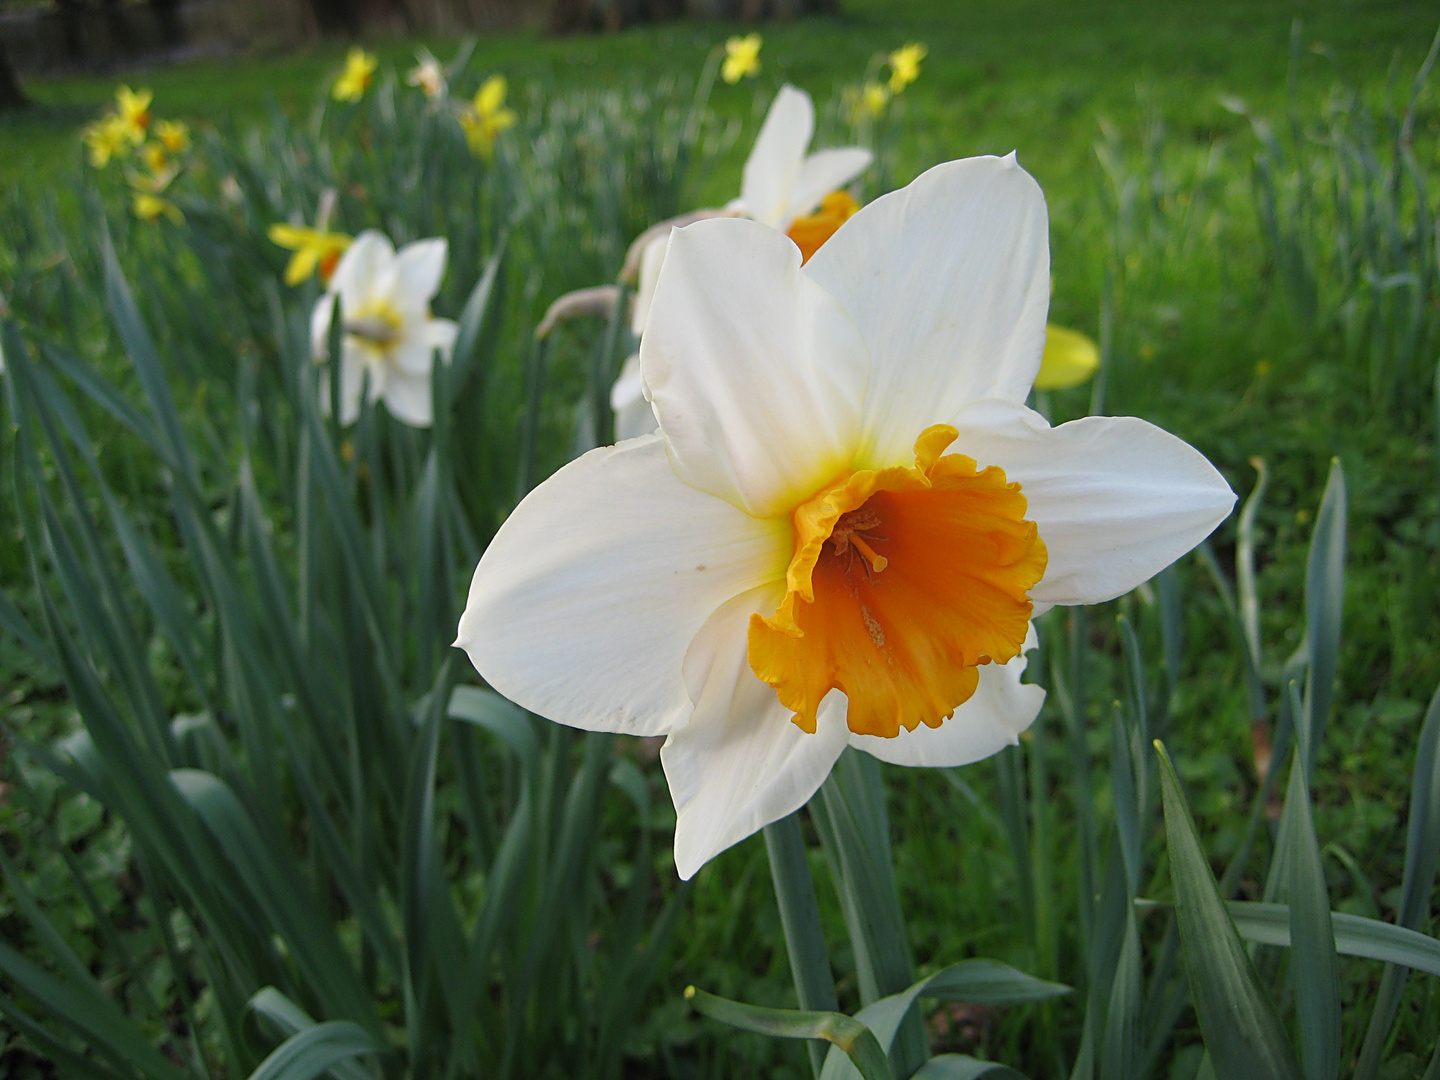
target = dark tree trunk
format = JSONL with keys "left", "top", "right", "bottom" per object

{"left": 54, "top": 0, "right": 86, "bottom": 62}
{"left": 150, "top": 0, "right": 185, "bottom": 46}
{"left": 309, "top": 0, "right": 360, "bottom": 35}
{"left": 0, "top": 42, "right": 27, "bottom": 110}
{"left": 100, "top": 0, "right": 137, "bottom": 52}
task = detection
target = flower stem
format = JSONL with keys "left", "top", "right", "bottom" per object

{"left": 763, "top": 812, "right": 837, "bottom": 1079}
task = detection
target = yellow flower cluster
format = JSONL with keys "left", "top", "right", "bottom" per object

{"left": 458, "top": 75, "right": 517, "bottom": 159}
{"left": 81, "top": 86, "right": 192, "bottom": 224}
{"left": 721, "top": 34, "right": 762, "bottom": 85}
{"left": 332, "top": 48, "right": 378, "bottom": 103}
{"left": 845, "top": 42, "right": 928, "bottom": 124}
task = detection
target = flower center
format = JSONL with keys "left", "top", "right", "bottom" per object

{"left": 344, "top": 301, "right": 404, "bottom": 351}
{"left": 786, "top": 190, "right": 860, "bottom": 264}
{"left": 747, "top": 424, "right": 1047, "bottom": 739}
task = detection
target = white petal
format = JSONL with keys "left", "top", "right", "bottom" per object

{"left": 630, "top": 235, "right": 668, "bottom": 336}
{"left": 456, "top": 435, "right": 790, "bottom": 738}
{"left": 310, "top": 292, "right": 336, "bottom": 358}
{"left": 424, "top": 317, "right": 458, "bottom": 360}
{"left": 640, "top": 218, "right": 869, "bottom": 517}
{"left": 609, "top": 354, "right": 658, "bottom": 441}
{"left": 664, "top": 585, "right": 849, "bottom": 879}
{"left": 803, "top": 155, "right": 1050, "bottom": 469}
{"left": 739, "top": 85, "right": 814, "bottom": 229}
{"left": 381, "top": 370, "right": 434, "bottom": 428}
{"left": 850, "top": 625, "right": 1043, "bottom": 766}
{"left": 782, "top": 147, "right": 873, "bottom": 228}
{"left": 391, "top": 238, "right": 448, "bottom": 309}
{"left": 953, "top": 399, "right": 1236, "bottom": 606}
{"left": 331, "top": 230, "right": 395, "bottom": 312}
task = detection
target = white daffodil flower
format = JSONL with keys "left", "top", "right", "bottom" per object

{"left": 310, "top": 230, "right": 458, "bottom": 429}
{"left": 610, "top": 83, "right": 872, "bottom": 441}
{"left": 458, "top": 155, "right": 1236, "bottom": 879}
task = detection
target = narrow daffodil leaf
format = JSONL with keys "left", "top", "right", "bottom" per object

{"left": 245, "top": 1020, "right": 380, "bottom": 1080}
{"left": 910, "top": 1055, "right": 1029, "bottom": 1080}
{"left": 1155, "top": 741, "right": 1304, "bottom": 1080}
{"left": 1356, "top": 683, "right": 1440, "bottom": 1078}
{"left": 1278, "top": 754, "right": 1340, "bottom": 1080}
{"left": 686, "top": 986, "right": 895, "bottom": 1080}
{"left": 820, "top": 960, "right": 1070, "bottom": 1080}
{"left": 1301, "top": 459, "right": 1345, "bottom": 769}
{"left": 1224, "top": 903, "right": 1440, "bottom": 977}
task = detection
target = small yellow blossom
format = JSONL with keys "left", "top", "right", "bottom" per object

{"left": 269, "top": 224, "right": 353, "bottom": 286}
{"left": 115, "top": 86, "right": 152, "bottom": 142}
{"left": 721, "top": 34, "right": 762, "bottom": 84}
{"left": 847, "top": 80, "right": 890, "bottom": 122}
{"left": 83, "top": 114, "right": 132, "bottom": 169}
{"left": 129, "top": 166, "right": 182, "bottom": 224}
{"left": 1034, "top": 324, "right": 1101, "bottom": 390}
{"left": 887, "top": 43, "right": 927, "bottom": 94}
{"left": 332, "top": 48, "right": 377, "bottom": 103}
{"left": 459, "top": 75, "right": 517, "bottom": 159}
{"left": 155, "top": 119, "right": 190, "bottom": 154}
{"left": 142, "top": 142, "right": 169, "bottom": 175}
{"left": 406, "top": 48, "right": 446, "bottom": 100}
{"left": 133, "top": 192, "right": 183, "bottom": 224}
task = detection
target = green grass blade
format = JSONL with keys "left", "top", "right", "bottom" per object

{"left": 1355, "top": 682, "right": 1440, "bottom": 1077}
{"left": 245, "top": 1022, "right": 380, "bottom": 1080}
{"left": 1278, "top": 754, "right": 1340, "bottom": 1080}
{"left": 910, "top": 1056, "right": 1029, "bottom": 1080}
{"left": 686, "top": 986, "right": 895, "bottom": 1080}
{"left": 1155, "top": 741, "right": 1303, "bottom": 1080}
{"left": 1301, "top": 459, "right": 1346, "bottom": 769}
{"left": 1224, "top": 903, "right": 1440, "bottom": 976}
{"left": 0, "top": 940, "right": 191, "bottom": 1080}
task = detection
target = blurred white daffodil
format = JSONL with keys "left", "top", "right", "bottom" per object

{"left": 610, "top": 84, "right": 871, "bottom": 439}
{"left": 458, "top": 155, "right": 1235, "bottom": 878}
{"left": 310, "top": 230, "right": 457, "bottom": 428}
{"left": 406, "top": 48, "right": 447, "bottom": 100}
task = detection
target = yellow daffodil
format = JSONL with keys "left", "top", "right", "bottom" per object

{"left": 459, "top": 75, "right": 517, "bottom": 159}
{"left": 115, "top": 86, "right": 152, "bottom": 142}
{"left": 141, "top": 142, "right": 169, "bottom": 175}
{"left": 83, "top": 114, "right": 132, "bottom": 169}
{"left": 155, "top": 119, "right": 190, "bottom": 154}
{"left": 332, "top": 48, "right": 377, "bottom": 103}
{"left": 1034, "top": 324, "right": 1101, "bottom": 390}
{"left": 610, "top": 85, "right": 872, "bottom": 437}
{"left": 406, "top": 48, "right": 446, "bottom": 100}
{"left": 887, "top": 43, "right": 927, "bottom": 94}
{"left": 310, "top": 230, "right": 458, "bottom": 428}
{"left": 133, "top": 192, "right": 183, "bottom": 224}
{"left": 458, "top": 155, "right": 1235, "bottom": 877}
{"left": 128, "top": 166, "right": 182, "bottom": 224}
{"left": 848, "top": 79, "right": 890, "bottom": 122}
{"left": 268, "top": 224, "right": 353, "bottom": 287}
{"left": 721, "top": 34, "right": 762, "bottom": 84}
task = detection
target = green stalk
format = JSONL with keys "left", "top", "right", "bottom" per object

{"left": 764, "top": 812, "right": 839, "bottom": 1079}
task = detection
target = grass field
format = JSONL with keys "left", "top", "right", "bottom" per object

{"left": 4, "top": 1, "right": 1440, "bottom": 1077}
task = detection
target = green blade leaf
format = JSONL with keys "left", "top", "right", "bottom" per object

{"left": 1301, "top": 459, "right": 1345, "bottom": 768}
{"left": 246, "top": 1021, "right": 380, "bottom": 1080}
{"left": 685, "top": 986, "right": 895, "bottom": 1080}
{"left": 821, "top": 960, "right": 1070, "bottom": 1080}
{"left": 910, "top": 1056, "right": 1029, "bottom": 1080}
{"left": 1155, "top": 741, "right": 1304, "bottom": 1080}
{"left": 1277, "top": 755, "right": 1340, "bottom": 1080}
{"left": 1224, "top": 903, "right": 1440, "bottom": 977}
